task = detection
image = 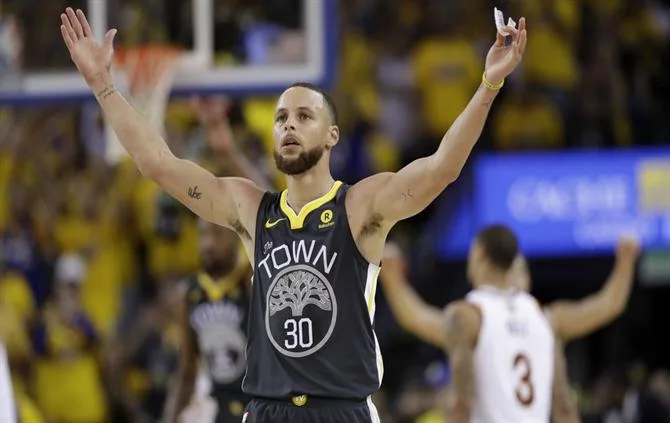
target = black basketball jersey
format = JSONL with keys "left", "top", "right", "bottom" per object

{"left": 242, "top": 181, "right": 383, "bottom": 400}
{"left": 186, "top": 271, "right": 250, "bottom": 393}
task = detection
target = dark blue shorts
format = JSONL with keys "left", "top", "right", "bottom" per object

{"left": 242, "top": 396, "right": 378, "bottom": 423}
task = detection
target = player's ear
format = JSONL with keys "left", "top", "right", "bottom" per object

{"left": 325, "top": 125, "right": 339, "bottom": 150}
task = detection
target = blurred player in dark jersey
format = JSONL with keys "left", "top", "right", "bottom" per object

{"left": 164, "top": 219, "right": 251, "bottom": 423}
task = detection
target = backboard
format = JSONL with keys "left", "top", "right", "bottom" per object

{"left": 0, "top": 0, "right": 337, "bottom": 105}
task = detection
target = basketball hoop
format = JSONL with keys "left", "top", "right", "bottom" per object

{"left": 105, "top": 44, "right": 182, "bottom": 163}
{"left": 114, "top": 44, "right": 182, "bottom": 99}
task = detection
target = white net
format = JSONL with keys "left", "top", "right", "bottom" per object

{"left": 104, "top": 46, "right": 182, "bottom": 163}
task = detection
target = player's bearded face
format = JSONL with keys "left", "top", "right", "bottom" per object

{"left": 274, "top": 144, "right": 325, "bottom": 175}
{"left": 198, "top": 221, "right": 238, "bottom": 276}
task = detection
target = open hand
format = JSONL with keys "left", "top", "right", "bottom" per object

{"left": 381, "top": 242, "right": 408, "bottom": 278}
{"left": 616, "top": 235, "right": 641, "bottom": 261}
{"left": 60, "top": 7, "right": 117, "bottom": 87}
{"left": 194, "top": 97, "right": 235, "bottom": 153}
{"left": 484, "top": 17, "right": 528, "bottom": 85}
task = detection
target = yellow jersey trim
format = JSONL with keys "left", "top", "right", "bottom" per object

{"left": 367, "top": 266, "right": 381, "bottom": 315}
{"left": 197, "top": 272, "right": 238, "bottom": 302}
{"left": 279, "top": 181, "right": 343, "bottom": 230}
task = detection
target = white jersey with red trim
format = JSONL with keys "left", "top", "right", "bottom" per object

{"left": 465, "top": 287, "right": 555, "bottom": 423}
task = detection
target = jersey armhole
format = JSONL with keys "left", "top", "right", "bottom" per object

{"left": 253, "top": 191, "right": 279, "bottom": 253}
{"left": 459, "top": 301, "right": 484, "bottom": 349}
{"left": 340, "top": 185, "right": 382, "bottom": 268}
{"left": 468, "top": 303, "right": 483, "bottom": 349}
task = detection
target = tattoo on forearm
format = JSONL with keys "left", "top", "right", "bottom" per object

{"left": 96, "top": 86, "right": 116, "bottom": 100}
{"left": 401, "top": 188, "right": 414, "bottom": 201}
{"left": 187, "top": 186, "right": 202, "bottom": 200}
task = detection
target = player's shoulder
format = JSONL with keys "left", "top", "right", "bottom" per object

{"left": 348, "top": 173, "right": 394, "bottom": 203}
{"left": 515, "top": 291, "right": 544, "bottom": 311}
{"left": 182, "top": 275, "right": 204, "bottom": 303}
{"left": 443, "top": 300, "right": 482, "bottom": 347}
{"left": 224, "top": 176, "right": 269, "bottom": 210}
{"left": 345, "top": 173, "right": 395, "bottom": 223}
{"left": 224, "top": 176, "right": 268, "bottom": 196}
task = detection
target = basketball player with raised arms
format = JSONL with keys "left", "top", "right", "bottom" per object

{"left": 381, "top": 228, "right": 639, "bottom": 423}
{"left": 59, "top": 7, "right": 527, "bottom": 423}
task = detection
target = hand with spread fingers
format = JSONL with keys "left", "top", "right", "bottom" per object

{"left": 483, "top": 17, "right": 528, "bottom": 88}
{"left": 60, "top": 7, "right": 117, "bottom": 87}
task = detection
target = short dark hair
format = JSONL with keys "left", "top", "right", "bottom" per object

{"left": 476, "top": 224, "right": 518, "bottom": 271}
{"left": 286, "top": 82, "right": 338, "bottom": 125}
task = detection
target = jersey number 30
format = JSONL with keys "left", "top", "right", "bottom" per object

{"left": 513, "top": 353, "right": 535, "bottom": 406}
{"left": 284, "top": 318, "right": 314, "bottom": 349}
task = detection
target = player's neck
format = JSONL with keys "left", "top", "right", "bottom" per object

{"left": 285, "top": 166, "right": 335, "bottom": 212}
{"left": 204, "top": 259, "right": 237, "bottom": 281}
{"left": 477, "top": 271, "right": 510, "bottom": 290}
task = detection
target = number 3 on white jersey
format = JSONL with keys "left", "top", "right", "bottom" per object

{"left": 513, "top": 352, "right": 535, "bottom": 406}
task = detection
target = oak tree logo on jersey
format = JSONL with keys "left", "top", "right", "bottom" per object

{"left": 265, "top": 264, "right": 337, "bottom": 358}
{"left": 191, "top": 303, "right": 247, "bottom": 383}
{"left": 319, "top": 209, "right": 334, "bottom": 229}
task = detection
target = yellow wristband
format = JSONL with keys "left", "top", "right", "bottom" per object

{"left": 482, "top": 72, "right": 504, "bottom": 90}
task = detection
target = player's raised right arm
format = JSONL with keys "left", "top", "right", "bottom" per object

{"left": 60, "top": 8, "right": 264, "bottom": 230}
{"left": 380, "top": 243, "right": 447, "bottom": 348}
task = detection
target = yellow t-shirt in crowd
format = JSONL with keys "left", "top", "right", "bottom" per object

{"left": 133, "top": 178, "right": 200, "bottom": 281}
{"left": 520, "top": 0, "right": 580, "bottom": 90}
{"left": 0, "top": 272, "right": 35, "bottom": 323}
{"left": 0, "top": 306, "right": 31, "bottom": 361}
{"left": 32, "top": 307, "right": 107, "bottom": 423}
{"left": 413, "top": 37, "right": 482, "bottom": 137}
{"left": 53, "top": 214, "right": 127, "bottom": 338}
{"left": 493, "top": 96, "right": 564, "bottom": 150}
{"left": 16, "top": 391, "right": 45, "bottom": 423}
{"left": 336, "top": 31, "right": 379, "bottom": 125}
{"left": 0, "top": 153, "right": 14, "bottom": 231}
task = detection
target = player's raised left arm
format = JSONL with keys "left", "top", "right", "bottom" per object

{"left": 443, "top": 301, "right": 481, "bottom": 423}
{"left": 365, "top": 19, "right": 527, "bottom": 224}
{"left": 545, "top": 236, "right": 640, "bottom": 342}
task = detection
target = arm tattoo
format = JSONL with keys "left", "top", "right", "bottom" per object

{"left": 401, "top": 188, "right": 414, "bottom": 201}
{"left": 187, "top": 185, "right": 202, "bottom": 200}
{"left": 96, "top": 86, "right": 116, "bottom": 100}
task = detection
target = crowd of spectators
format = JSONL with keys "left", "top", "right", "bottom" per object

{"left": 1, "top": 0, "right": 669, "bottom": 421}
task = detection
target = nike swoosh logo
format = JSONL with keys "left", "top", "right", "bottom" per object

{"left": 265, "top": 218, "right": 287, "bottom": 228}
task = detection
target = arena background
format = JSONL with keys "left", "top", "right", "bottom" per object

{"left": 1, "top": 0, "right": 669, "bottom": 422}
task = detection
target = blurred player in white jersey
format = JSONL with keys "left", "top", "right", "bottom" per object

{"left": 381, "top": 225, "right": 639, "bottom": 423}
